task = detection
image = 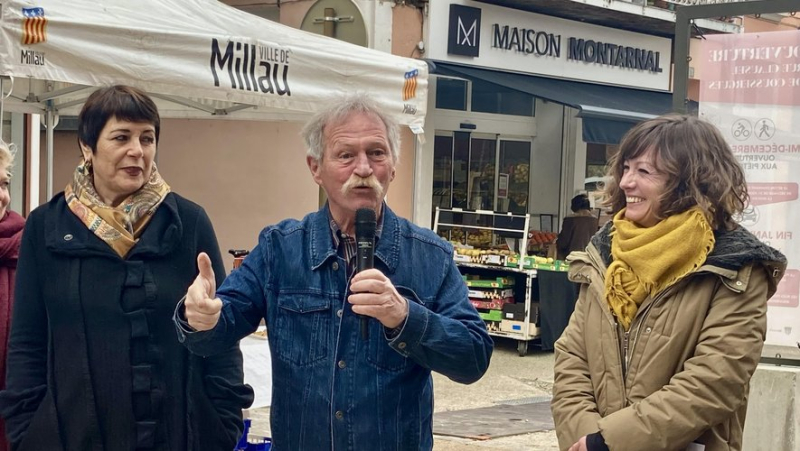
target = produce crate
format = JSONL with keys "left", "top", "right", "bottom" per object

{"left": 463, "top": 276, "right": 514, "bottom": 288}
{"left": 478, "top": 254, "right": 504, "bottom": 266}
{"left": 467, "top": 288, "right": 514, "bottom": 299}
{"left": 504, "top": 256, "right": 570, "bottom": 272}
{"left": 500, "top": 319, "right": 525, "bottom": 333}
{"left": 479, "top": 310, "right": 503, "bottom": 321}
{"left": 470, "top": 298, "right": 513, "bottom": 310}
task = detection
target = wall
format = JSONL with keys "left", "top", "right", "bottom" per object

{"left": 390, "top": 127, "right": 416, "bottom": 223}
{"left": 743, "top": 15, "right": 800, "bottom": 33}
{"left": 392, "top": 4, "right": 424, "bottom": 59}
{"left": 38, "top": 129, "right": 79, "bottom": 206}
{"left": 743, "top": 365, "right": 799, "bottom": 451}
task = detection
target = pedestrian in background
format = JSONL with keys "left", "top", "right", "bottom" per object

{"left": 0, "top": 140, "right": 24, "bottom": 451}
{"left": 0, "top": 85, "right": 252, "bottom": 450}
{"left": 551, "top": 115, "right": 786, "bottom": 451}
{"left": 556, "top": 194, "right": 598, "bottom": 261}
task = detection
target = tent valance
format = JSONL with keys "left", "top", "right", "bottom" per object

{"left": 1, "top": 0, "right": 428, "bottom": 128}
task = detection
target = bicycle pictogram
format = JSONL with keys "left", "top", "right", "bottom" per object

{"left": 731, "top": 119, "right": 752, "bottom": 141}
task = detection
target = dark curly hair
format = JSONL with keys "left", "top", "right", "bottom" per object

{"left": 604, "top": 114, "right": 748, "bottom": 231}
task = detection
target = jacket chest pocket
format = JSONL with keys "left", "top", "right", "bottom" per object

{"left": 273, "top": 293, "right": 332, "bottom": 367}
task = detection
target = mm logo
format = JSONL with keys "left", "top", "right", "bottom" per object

{"left": 22, "top": 7, "right": 47, "bottom": 45}
{"left": 403, "top": 69, "right": 418, "bottom": 101}
{"left": 447, "top": 4, "right": 480, "bottom": 57}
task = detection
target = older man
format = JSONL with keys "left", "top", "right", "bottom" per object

{"left": 175, "top": 94, "right": 493, "bottom": 450}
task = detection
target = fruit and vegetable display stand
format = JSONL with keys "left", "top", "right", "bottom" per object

{"left": 434, "top": 207, "right": 571, "bottom": 356}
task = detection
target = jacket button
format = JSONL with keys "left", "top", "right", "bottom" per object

{"left": 336, "top": 309, "right": 343, "bottom": 318}
{"left": 736, "top": 281, "right": 743, "bottom": 286}
{"left": 398, "top": 342, "right": 407, "bottom": 350}
{"left": 338, "top": 360, "right": 346, "bottom": 369}
{"left": 332, "top": 262, "right": 339, "bottom": 271}
{"left": 335, "top": 410, "right": 344, "bottom": 420}
{"left": 64, "top": 234, "right": 73, "bottom": 241}
{"left": 645, "top": 327, "right": 652, "bottom": 333}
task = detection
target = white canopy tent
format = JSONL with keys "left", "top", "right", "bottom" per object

{"left": 0, "top": 0, "right": 428, "bottom": 200}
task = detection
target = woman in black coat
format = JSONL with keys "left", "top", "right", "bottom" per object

{"left": 0, "top": 86, "right": 253, "bottom": 451}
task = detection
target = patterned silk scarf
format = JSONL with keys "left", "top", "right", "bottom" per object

{"left": 605, "top": 207, "right": 715, "bottom": 331}
{"left": 65, "top": 160, "right": 170, "bottom": 257}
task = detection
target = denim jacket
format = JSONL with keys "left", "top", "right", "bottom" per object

{"left": 176, "top": 205, "right": 493, "bottom": 451}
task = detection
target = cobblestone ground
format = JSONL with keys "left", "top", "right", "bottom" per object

{"left": 246, "top": 338, "right": 559, "bottom": 450}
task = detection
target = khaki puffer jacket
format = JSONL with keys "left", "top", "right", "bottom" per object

{"left": 551, "top": 223, "right": 786, "bottom": 451}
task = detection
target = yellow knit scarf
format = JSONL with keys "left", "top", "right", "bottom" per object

{"left": 605, "top": 207, "right": 715, "bottom": 331}
{"left": 65, "top": 160, "right": 170, "bottom": 257}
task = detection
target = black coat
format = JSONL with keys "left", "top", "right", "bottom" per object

{"left": 0, "top": 192, "right": 253, "bottom": 451}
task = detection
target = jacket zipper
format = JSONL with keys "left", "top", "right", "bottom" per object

{"left": 623, "top": 284, "right": 679, "bottom": 380}
{"left": 583, "top": 248, "right": 629, "bottom": 398}
{"left": 622, "top": 329, "right": 630, "bottom": 376}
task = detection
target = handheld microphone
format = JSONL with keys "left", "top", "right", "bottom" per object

{"left": 355, "top": 208, "right": 376, "bottom": 340}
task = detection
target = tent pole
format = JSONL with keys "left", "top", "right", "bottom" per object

{"left": 46, "top": 104, "right": 55, "bottom": 201}
{"left": 28, "top": 114, "right": 40, "bottom": 213}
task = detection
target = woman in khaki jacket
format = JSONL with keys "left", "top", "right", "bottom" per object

{"left": 551, "top": 115, "right": 786, "bottom": 451}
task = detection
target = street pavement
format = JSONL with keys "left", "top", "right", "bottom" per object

{"left": 247, "top": 337, "right": 560, "bottom": 450}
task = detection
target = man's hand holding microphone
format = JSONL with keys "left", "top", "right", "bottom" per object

{"left": 185, "top": 252, "right": 223, "bottom": 331}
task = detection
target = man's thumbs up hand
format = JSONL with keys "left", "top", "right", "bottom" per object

{"left": 185, "top": 252, "right": 223, "bottom": 331}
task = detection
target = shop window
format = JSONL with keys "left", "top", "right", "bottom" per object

{"left": 432, "top": 135, "right": 454, "bottom": 210}
{"left": 585, "top": 143, "right": 613, "bottom": 189}
{"left": 468, "top": 138, "right": 496, "bottom": 211}
{"left": 432, "top": 132, "right": 471, "bottom": 232}
{"left": 497, "top": 140, "right": 531, "bottom": 214}
{"left": 433, "top": 133, "right": 533, "bottom": 213}
{"left": 586, "top": 143, "right": 607, "bottom": 167}
{"left": 470, "top": 78, "right": 534, "bottom": 117}
{"left": 452, "top": 132, "right": 470, "bottom": 209}
{"left": 435, "top": 78, "right": 468, "bottom": 111}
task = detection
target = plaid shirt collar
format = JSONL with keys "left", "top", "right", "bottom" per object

{"left": 329, "top": 208, "right": 384, "bottom": 271}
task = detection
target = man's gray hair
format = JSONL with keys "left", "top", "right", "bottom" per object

{"left": 301, "top": 93, "right": 401, "bottom": 163}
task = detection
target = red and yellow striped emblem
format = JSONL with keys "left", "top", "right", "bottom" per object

{"left": 22, "top": 7, "right": 47, "bottom": 45}
{"left": 403, "top": 69, "right": 418, "bottom": 101}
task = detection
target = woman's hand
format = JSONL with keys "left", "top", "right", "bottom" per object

{"left": 568, "top": 435, "right": 588, "bottom": 451}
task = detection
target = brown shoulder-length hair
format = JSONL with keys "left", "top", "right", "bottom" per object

{"left": 604, "top": 114, "right": 748, "bottom": 231}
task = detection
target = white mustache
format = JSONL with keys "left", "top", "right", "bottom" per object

{"left": 341, "top": 175, "right": 383, "bottom": 198}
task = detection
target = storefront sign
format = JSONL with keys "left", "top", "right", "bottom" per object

{"left": 428, "top": 0, "right": 672, "bottom": 91}
{"left": 699, "top": 30, "right": 800, "bottom": 350}
{"left": 448, "top": 4, "right": 481, "bottom": 57}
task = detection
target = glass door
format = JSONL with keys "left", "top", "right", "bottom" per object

{"left": 497, "top": 139, "right": 532, "bottom": 214}
{"left": 467, "top": 135, "right": 496, "bottom": 211}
